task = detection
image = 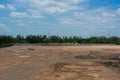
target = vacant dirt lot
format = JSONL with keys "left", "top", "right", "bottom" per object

{"left": 0, "top": 45, "right": 120, "bottom": 80}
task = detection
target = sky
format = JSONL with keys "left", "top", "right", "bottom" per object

{"left": 0, "top": 0, "right": 120, "bottom": 37}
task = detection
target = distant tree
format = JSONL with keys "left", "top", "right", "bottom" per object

{"left": 0, "top": 35, "right": 14, "bottom": 44}
{"left": 109, "top": 36, "right": 120, "bottom": 44}
{"left": 49, "top": 35, "right": 62, "bottom": 43}
{"left": 16, "top": 35, "right": 25, "bottom": 43}
{"left": 1, "top": 34, "right": 120, "bottom": 47}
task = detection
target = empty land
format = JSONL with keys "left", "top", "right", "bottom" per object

{"left": 0, "top": 45, "right": 120, "bottom": 80}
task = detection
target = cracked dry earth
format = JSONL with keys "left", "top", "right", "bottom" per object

{"left": 0, "top": 46, "right": 120, "bottom": 80}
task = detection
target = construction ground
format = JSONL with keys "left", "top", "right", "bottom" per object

{"left": 0, "top": 45, "right": 120, "bottom": 80}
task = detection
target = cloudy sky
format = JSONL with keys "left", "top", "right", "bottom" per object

{"left": 0, "top": 0, "right": 120, "bottom": 37}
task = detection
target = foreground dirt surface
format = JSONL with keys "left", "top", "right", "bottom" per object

{"left": 0, "top": 46, "right": 120, "bottom": 80}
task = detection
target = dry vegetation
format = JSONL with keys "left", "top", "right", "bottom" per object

{"left": 0, "top": 45, "right": 120, "bottom": 80}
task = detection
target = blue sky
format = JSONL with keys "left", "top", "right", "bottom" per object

{"left": 0, "top": 0, "right": 120, "bottom": 37}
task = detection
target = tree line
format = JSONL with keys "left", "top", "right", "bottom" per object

{"left": 0, "top": 35, "right": 120, "bottom": 47}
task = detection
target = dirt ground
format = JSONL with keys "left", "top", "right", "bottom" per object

{"left": 0, "top": 45, "right": 120, "bottom": 80}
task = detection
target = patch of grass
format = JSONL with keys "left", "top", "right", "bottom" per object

{"left": 0, "top": 43, "right": 13, "bottom": 48}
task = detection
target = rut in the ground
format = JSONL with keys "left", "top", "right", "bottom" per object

{"left": 22, "top": 62, "right": 102, "bottom": 80}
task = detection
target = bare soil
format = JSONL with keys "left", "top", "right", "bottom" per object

{"left": 0, "top": 45, "right": 120, "bottom": 80}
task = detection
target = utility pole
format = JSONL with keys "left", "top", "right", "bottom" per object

{"left": 48, "top": 32, "right": 51, "bottom": 37}
{"left": 108, "top": 29, "right": 111, "bottom": 38}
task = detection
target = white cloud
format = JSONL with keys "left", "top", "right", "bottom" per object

{"left": 45, "top": 7, "right": 66, "bottom": 13}
{"left": 17, "top": 23, "right": 26, "bottom": 26}
{"left": 64, "top": 0, "right": 87, "bottom": 4}
{"left": 9, "top": 12, "right": 28, "bottom": 18}
{"left": 0, "top": 24, "right": 7, "bottom": 28}
{"left": 58, "top": 7, "right": 120, "bottom": 30}
{"left": 73, "top": 8, "right": 119, "bottom": 24}
{"left": 60, "top": 18, "right": 72, "bottom": 24}
{"left": 0, "top": 4, "right": 5, "bottom": 9}
{"left": 15, "top": 0, "right": 86, "bottom": 14}
{"left": 117, "top": 8, "right": 120, "bottom": 15}
{"left": 28, "top": 9, "right": 45, "bottom": 18}
{"left": 102, "top": 12, "right": 115, "bottom": 17}
{"left": 9, "top": 10, "right": 45, "bottom": 18}
{"left": 7, "top": 4, "right": 16, "bottom": 10}
{"left": 11, "top": 0, "right": 120, "bottom": 29}
{"left": 0, "top": 23, "right": 10, "bottom": 33}
{"left": 14, "top": 20, "right": 27, "bottom": 26}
